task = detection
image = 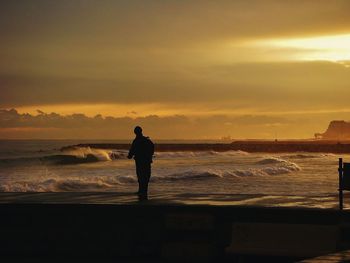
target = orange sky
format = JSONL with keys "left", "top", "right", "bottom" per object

{"left": 1, "top": 0, "right": 350, "bottom": 139}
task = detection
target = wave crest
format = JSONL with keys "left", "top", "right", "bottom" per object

{"left": 62, "top": 147, "right": 128, "bottom": 161}
{"left": 256, "top": 157, "right": 287, "bottom": 165}
{"left": 255, "top": 157, "right": 300, "bottom": 175}
{"left": 155, "top": 150, "right": 248, "bottom": 159}
{"left": 0, "top": 177, "right": 120, "bottom": 192}
{"left": 283, "top": 153, "right": 336, "bottom": 159}
{"left": 0, "top": 147, "right": 129, "bottom": 166}
{"left": 152, "top": 170, "right": 223, "bottom": 182}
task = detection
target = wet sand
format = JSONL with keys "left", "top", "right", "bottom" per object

{"left": 0, "top": 192, "right": 348, "bottom": 209}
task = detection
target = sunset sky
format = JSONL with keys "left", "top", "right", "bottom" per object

{"left": 1, "top": 0, "right": 350, "bottom": 139}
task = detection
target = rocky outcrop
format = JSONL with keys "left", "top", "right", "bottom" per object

{"left": 315, "top": 120, "right": 350, "bottom": 140}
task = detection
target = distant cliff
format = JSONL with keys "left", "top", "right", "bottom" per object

{"left": 315, "top": 120, "right": 350, "bottom": 140}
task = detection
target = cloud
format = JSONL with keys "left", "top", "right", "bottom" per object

{"left": 0, "top": 108, "right": 332, "bottom": 140}
{"left": 1, "top": 61, "right": 349, "bottom": 110}
{"left": 1, "top": 1, "right": 350, "bottom": 47}
{"left": 1, "top": 1, "right": 349, "bottom": 113}
{"left": 1, "top": 0, "right": 349, "bottom": 140}
{"left": 4, "top": 107, "right": 350, "bottom": 140}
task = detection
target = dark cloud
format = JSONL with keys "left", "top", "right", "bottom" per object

{"left": 4, "top": 108, "right": 350, "bottom": 139}
{"left": 1, "top": 1, "right": 349, "bottom": 109}
{"left": 1, "top": 1, "right": 349, "bottom": 47}
{"left": 0, "top": 108, "right": 324, "bottom": 139}
{"left": 1, "top": 61, "right": 349, "bottom": 111}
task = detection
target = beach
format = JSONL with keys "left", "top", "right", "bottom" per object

{"left": 3, "top": 0, "right": 350, "bottom": 261}
{"left": 1, "top": 140, "right": 350, "bottom": 261}
{"left": 0, "top": 191, "right": 347, "bottom": 209}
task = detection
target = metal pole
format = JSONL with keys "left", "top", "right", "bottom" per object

{"left": 339, "top": 158, "right": 343, "bottom": 210}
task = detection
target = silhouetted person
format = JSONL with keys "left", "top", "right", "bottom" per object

{"left": 128, "top": 126, "right": 154, "bottom": 200}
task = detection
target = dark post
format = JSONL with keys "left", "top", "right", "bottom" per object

{"left": 339, "top": 158, "right": 343, "bottom": 210}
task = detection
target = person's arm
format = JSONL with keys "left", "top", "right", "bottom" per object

{"left": 128, "top": 140, "right": 136, "bottom": 159}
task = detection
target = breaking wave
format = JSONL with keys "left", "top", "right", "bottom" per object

{"left": 283, "top": 154, "right": 320, "bottom": 159}
{"left": 151, "top": 159, "right": 300, "bottom": 182}
{"left": 282, "top": 153, "right": 336, "bottom": 159}
{"left": 154, "top": 150, "right": 248, "bottom": 159}
{"left": 0, "top": 147, "right": 250, "bottom": 167}
{"left": 62, "top": 147, "right": 128, "bottom": 161}
{"left": 255, "top": 157, "right": 301, "bottom": 174}
{"left": 0, "top": 147, "right": 128, "bottom": 166}
{"left": 256, "top": 157, "right": 287, "bottom": 165}
{"left": 152, "top": 170, "right": 224, "bottom": 182}
{"left": 0, "top": 177, "right": 121, "bottom": 192}
{"left": 0, "top": 159, "right": 301, "bottom": 192}
{"left": 0, "top": 154, "right": 101, "bottom": 166}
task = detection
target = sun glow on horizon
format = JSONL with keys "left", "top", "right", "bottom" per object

{"left": 255, "top": 33, "right": 350, "bottom": 64}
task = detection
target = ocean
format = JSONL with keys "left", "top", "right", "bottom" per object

{"left": 0, "top": 140, "right": 347, "bottom": 208}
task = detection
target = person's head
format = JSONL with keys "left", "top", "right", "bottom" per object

{"left": 134, "top": 126, "right": 143, "bottom": 136}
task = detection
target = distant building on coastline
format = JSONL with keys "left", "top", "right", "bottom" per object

{"left": 315, "top": 120, "right": 350, "bottom": 140}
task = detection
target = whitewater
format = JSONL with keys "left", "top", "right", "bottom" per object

{"left": 0, "top": 140, "right": 347, "bottom": 208}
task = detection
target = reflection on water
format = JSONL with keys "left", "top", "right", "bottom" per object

{"left": 0, "top": 140, "right": 347, "bottom": 208}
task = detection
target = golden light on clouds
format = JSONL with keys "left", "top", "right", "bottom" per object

{"left": 254, "top": 33, "right": 350, "bottom": 64}
{"left": 15, "top": 103, "right": 259, "bottom": 118}
{"left": 1, "top": 1, "right": 350, "bottom": 139}
{"left": 15, "top": 104, "right": 172, "bottom": 118}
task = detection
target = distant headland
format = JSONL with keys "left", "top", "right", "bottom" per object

{"left": 315, "top": 120, "right": 350, "bottom": 140}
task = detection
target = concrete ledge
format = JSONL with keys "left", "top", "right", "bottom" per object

{"left": 228, "top": 223, "right": 338, "bottom": 257}
{"left": 0, "top": 196, "right": 349, "bottom": 262}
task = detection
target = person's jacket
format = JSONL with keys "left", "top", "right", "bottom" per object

{"left": 128, "top": 135, "right": 154, "bottom": 163}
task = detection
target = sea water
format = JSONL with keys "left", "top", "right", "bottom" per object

{"left": 0, "top": 140, "right": 346, "bottom": 208}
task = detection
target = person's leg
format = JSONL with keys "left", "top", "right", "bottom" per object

{"left": 139, "top": 171, "right": 147, "bottom": 196}
{"left": 139, "top": 163, "right": 151, "bottom": 197}
{"left": 136, "top": 163, "right": 142, "bottom": 194}
{"left": 143, "top": 163, "right": 151, "bottom": 194}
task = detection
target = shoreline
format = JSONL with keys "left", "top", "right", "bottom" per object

{"left": 0, "top": 192, "right": 347, "bottom": 209}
